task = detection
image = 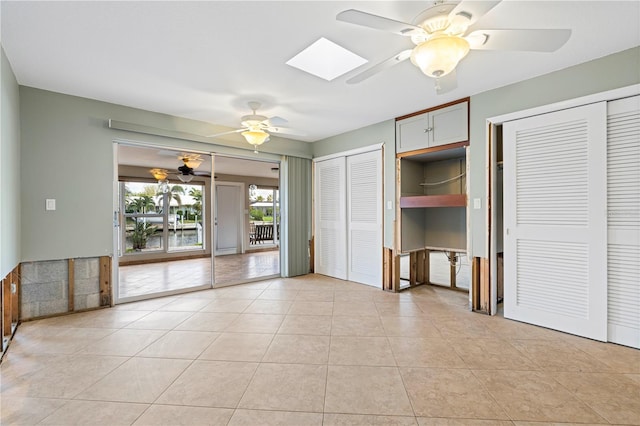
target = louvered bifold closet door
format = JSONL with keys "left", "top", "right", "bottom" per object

{"left": 607, "top": 95, "right": 640, "bottom": 349}
{"left": 503, "top": 102, "right": 608, "bottom": 341}
{"left": 314, "top": 157, "right": 347, "bottom": 280}
{"left": 347, "top": 150, "right": 382, "bottom": 287}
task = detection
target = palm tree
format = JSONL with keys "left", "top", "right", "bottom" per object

{"left": 154, "top": 184, "right": 185, "bottom": 214}
{"left": 169, "top": 185, "right": 185, "bottom": 207}
{"left": 189, "top": 188, "right": 202, "bottom": 216}
{"left": 126, "top": 195, "right": 155, "bottom": 214}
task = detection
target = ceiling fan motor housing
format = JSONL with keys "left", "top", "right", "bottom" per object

{"left": 241, "top": 114, "right": 269, "bottom": 129}
{"left": 178, "top": 163, "right": 193, "bottom": 175}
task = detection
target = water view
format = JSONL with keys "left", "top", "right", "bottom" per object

{"left": 125, "top": 229, "right": 203, "bottom": 252}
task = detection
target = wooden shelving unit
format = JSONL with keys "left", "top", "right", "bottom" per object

{"left": 400, "top": 193, "right": 466, "bottom": 208}
{"left": 386, "top": 98, "right": 470, "bottom": 292}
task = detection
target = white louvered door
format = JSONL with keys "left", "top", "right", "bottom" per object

{"left": 347, "top": 150, "right": 382, "bottom": 286}
{"left": 607, "top": 95, "right": 640, "bottom": 349}
{"left": 315, "top": 157, "right": 347, "bottom": 280}
{"left": 503, "top": 102, "right": 608, "bottom": 341}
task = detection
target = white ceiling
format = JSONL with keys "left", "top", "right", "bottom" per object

{"left": 1, "top": 1, "right": 639, "bottom": 145}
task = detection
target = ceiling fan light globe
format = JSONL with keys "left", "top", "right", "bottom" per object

{"left": 177, "top": 174, "right": 194, "bottom": 183}
{"left": 149, "top": 168, "right": 169, "bottom": 180}
{"left": 411, "top": 34, "right": 469, "bottom": 78}
{"left": 242, "top": 129, "right": 269, "bottom": 146}
{"left": 184, "top": 159, "right": 202, "bottom": 169}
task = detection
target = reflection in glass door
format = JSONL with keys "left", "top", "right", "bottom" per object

{"left": 213, "top": 157, "right": 281, "bottom": 286}
{"left": 121, "top": 181, "right": 206, "bottom": 254}
{"left": 115, "top": 144, "right": 213, "bottom": 303}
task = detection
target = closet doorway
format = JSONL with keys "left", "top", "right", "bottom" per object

{"left": 487, "top": 86, "right": 639, "bottom": 348}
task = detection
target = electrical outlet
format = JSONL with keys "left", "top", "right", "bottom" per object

{"left": 473, "top": 198, "right": 482, "bottom": 209}
{"left": 46, "top": 199, "right": 56, "bottom": 211}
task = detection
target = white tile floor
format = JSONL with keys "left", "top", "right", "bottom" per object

{"left": 2, "top": 274, "right": 639, "bottom": 425}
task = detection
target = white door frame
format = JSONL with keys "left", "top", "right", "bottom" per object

{"left": 486, "top": 84, "right": 640, "bottom": 316}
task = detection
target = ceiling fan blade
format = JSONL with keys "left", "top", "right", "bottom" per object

{"left": 346, "top": 49, "right": 412, "bottom": 84}
{"left": 450, "top": 1, "right": 501, "bottom": 27}
{"left": 265, "top": 116, "right": 288, "bottom": 127}
{"left": 205, "top": 128, "right": 245, "bottom": 138}
{"left": 435, "top": 70, "right": 458, "bottom": 95}
{"left": 337, "top": 9, "right": 423, "bottom": 37}
{"left": 467, "top": 29, "right": 571, "bottom": 52}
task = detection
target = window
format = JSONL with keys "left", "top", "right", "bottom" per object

{"left": 121, "top": 180, "right": 205, "bottom": 255}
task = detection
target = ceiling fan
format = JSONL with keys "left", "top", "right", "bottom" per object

{"left": 150, "top": 154, "right": 209, "bottom": 185}
{"left": 175, "top": 155, "right": 211, "bottom": 183}
{"left": 207, "top": 101, "right": 292, "bottom": 153}
{"left": 337, "top": 0, "right": 571, "bottom": 94}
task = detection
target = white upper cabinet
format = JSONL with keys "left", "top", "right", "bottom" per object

{"left": 396, "top": 100, "right": 469, "bottom": 153}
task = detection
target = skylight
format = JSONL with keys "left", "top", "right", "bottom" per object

{"left": 286, "top": 37, "right": 367, "bottom": 81}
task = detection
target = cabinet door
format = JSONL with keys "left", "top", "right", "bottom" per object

{"left": 396, "top": 113, "right": 429, "bottom": 153}
{"left": 430, "top": 101, "right": 468, "bottom": 147}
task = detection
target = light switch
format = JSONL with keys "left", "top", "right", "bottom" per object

{"left": 46, "top": 199, "right": 56, "bottom": 211}
{"left": 387, "top": 201, "right": 393, "bottom": 210}
{"left": 473, "top": 198, "right": 481, "bottom": 209}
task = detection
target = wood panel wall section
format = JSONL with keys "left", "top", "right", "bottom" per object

{"left": 382, "top": 247, "right": 400, "bottom": 291}
{"left": 99, "top": 256, "right": 112, "bottom": 307}
{"left": 1, "top": 265, "right": 20, "bottom": 358}
{"left": 472, "top": 257, "right": 490, "bottom": 313}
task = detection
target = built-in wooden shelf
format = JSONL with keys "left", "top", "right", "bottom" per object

{"left": 396, "top": 141, "right": 469, "bottom": 160}
{"left": 399, "top": 194, "right": 467, "bottom": 208}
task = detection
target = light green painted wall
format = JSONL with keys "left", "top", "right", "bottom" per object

{"left": 1, "top": 46, "right": 21, "bottom": 277}
{"left": 19, "top": 87, "right": 312, "bottom": 262}
{"left": 313, "top": 46, "right": 640, "bottom": 257}
{"left": 468, "top": 46, "right": 640, "bottom": 257}
{"left": 313, "top": 119, "right": 396, "bottom": 248}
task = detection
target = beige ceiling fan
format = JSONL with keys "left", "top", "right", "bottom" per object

{"left": 207, "top": 101, "right": 298, "bottom": 153}
{"left": 337, "top": 0, "right": 571, "bottom": 94}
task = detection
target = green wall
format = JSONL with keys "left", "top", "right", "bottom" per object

{"left": 313, "top": 46, "right": 640, "bottom": 257}
{"left": 313, "top": 119, "right": 396, "bottom": 248}
{"left": 19, "top": 87, "right": 312, "bottom": 262}
{"left": 468, "top": 46, "right": 640, "bottom": 257}
{"left": 1, "top": 46, "right": 21, "bottom": 278}
{"left": 13, "top": 46, "right": 640, "bottom": 266}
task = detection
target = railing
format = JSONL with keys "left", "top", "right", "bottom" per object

{"left": 250, "top": 223, "right": 279, "bottom": 244}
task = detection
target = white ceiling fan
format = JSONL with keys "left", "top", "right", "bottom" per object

{"left": 207, "top": 101, "right": 294, "bottom": 153}
{"left": 337, "top": 0, "right": 571, "bottom": 94}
